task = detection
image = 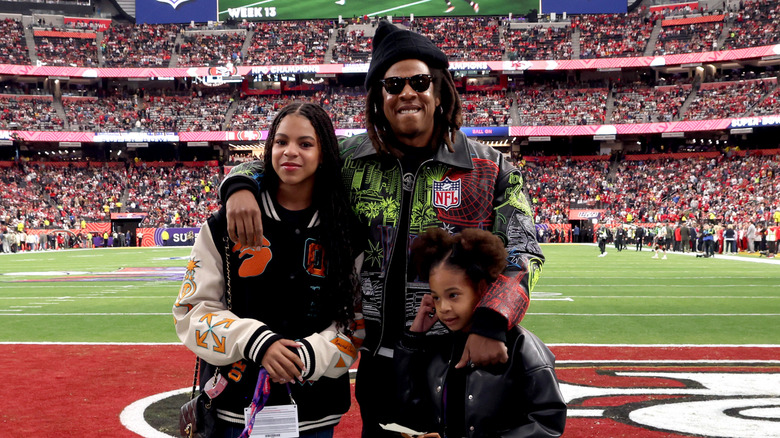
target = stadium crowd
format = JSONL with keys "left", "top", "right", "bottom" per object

{"left": 0, "top": 5, "right": 778, "bottom": 70}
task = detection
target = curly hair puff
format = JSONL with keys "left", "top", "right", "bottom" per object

{"left": 411, "top": 228, "right": 507, "bottom": 295}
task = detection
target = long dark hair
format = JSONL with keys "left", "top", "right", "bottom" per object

{"left": 365, "top": 67, "right": 463, "bottom": 157}
{"left": 263, "top": 102, "right": 359, "bottom": 331}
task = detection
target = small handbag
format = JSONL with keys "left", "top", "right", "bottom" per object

{"left": 179, "top": 359, "right": 218, "bottom": 438}
{"left": 179, "top": 237, "right": 234, "bottom": 438}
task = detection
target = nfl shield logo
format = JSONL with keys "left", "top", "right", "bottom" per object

{"left": 432, "top": 177, "right": 461, "bottom": 211}
{"left": 156, "top": 0, "right": 192, "bottom": 9}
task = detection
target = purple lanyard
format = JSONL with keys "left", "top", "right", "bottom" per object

{"left": 238, "top": 369, "right": 272, "bottom": 438}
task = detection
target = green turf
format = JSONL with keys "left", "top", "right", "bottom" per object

{"left": 217, "top": 0, "right": 537, "bottom": 21}
{"left": 1, "top": 245, "right": 778, "bottom": 344}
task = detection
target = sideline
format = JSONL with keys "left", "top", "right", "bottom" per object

{"left": 581, "top": 243, "right": 780, "bottom": 264}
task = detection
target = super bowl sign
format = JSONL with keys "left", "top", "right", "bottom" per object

{"left": 136, "top": 0, "right": 217, "bottom": 24}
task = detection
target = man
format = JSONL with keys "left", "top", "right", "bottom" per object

{"left": 680, "top": 221, "right": 690, "bottom": 253}
{"left": 747, "top": 221, "right": 757, "bottom": 253}
{"left": 635, "top": 225, "right": 645, "bottom": 251}
{"left": 219, "top": 20, "right": 543, "bottom": 437}
{"left": 653, "top": 222, "right": 668, "bottom": 259}
{"left": 597, "top": 226, "right": 610, "bottom": 257}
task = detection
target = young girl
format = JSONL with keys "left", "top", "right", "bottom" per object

{"left": 395, "top": 228, "right": 566, "bottom": 438}
{"left": 174, "top": 102, "right": 363, "bottom": 438}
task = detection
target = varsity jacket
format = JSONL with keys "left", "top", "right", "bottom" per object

{"left": 220, "top": 131, "right": 544, "bottom": 355}
{"left": 173, "top": 191, "right": 362, "bottom": 431}
{"left": 394, "top": 326, "right": 567, "bottom": 438}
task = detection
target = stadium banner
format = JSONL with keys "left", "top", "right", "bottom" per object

{"left": 541, "top": 0, "right": 625, "bottom": 14}
{"left": 217, "top": 0, "right": 538, "bottom": 21}
{"left": 569, "top": 209, "right": 605, "bottom": 220}
{"left": 93, "top": 132, "right": 179, "bottom": 142}
{"left": 729, "top": 115, "right": 780, "bottom": 129}
{"left": 111, "top": 213, "right": 148, "bottom": 220}
{"left": 156, "top": 228, "right": 200, "bottom": 246}
{"left": 460, "top": 127, "right": 509, "bottom": 137}
{"left": 1, "top": 45, "right": 778, "bottom": 78}
{"left": 136, "top": 0, "right": 217, "bottom": 24}
{"left": 649, "top": 1, "right": 698, "bottom": 13}
{"left": 64, "top": 17, "right": 112, "bottom": 31}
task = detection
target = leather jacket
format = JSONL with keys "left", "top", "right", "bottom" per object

{"left": 395, "top": 326, "right": 567, "bottom": 438}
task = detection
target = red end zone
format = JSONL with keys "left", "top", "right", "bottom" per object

{"left": 1, "top": 344, "right": 778, "bottom": 437}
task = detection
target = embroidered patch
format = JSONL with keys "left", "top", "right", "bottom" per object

{"left": 432, "top": 177, "right": 462, "bottom": 211}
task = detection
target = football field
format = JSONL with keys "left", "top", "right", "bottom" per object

{"left": 1, "top": 244, "right": 777, "bottom": 344}
{"left": 217, "top": 0, "right": 538, "bottom": 21}
{"left": 1, "top": 244, "right": 778, "bottom": 437}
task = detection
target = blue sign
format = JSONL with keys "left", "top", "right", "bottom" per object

{"left": 542, "top": 0, "right": 626, "bottom": 14}
{"left": 460, "top": 126, "right": 509, "bottom": 137}
{"left": 136, "top": 0, "right": 217, "bottom": 24}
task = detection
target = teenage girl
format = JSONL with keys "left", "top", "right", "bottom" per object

{"left": 174, "top": 102, "right": 363, "bottom": 438}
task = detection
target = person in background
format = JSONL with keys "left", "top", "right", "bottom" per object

{"left": 174, "top": 103, "right": 364, "bottom": 438}
{"left": 217, "top": 20, "right": 543, "bottom": 437}
{"left": 395, "top": 227, "right": 566, "bottom": 438}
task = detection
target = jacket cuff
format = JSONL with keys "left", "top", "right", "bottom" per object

{"left": 244, "top": 326, "right": 283, "bottom": 365}
{"left": 397, "top": 330, "right": 426, "bottom": 352}
{"left": 222, "top": 180, "right": 259, "bottom": 204}
{"left": 295, "top": 338, "right": 318, "bottom": 380}
{"left": 469, "top": 308, "right": 508, "bottom": 343}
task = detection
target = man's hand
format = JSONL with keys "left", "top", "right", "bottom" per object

{"left": 410, "top": 294, "right": 438, "bottom": 333}
{"left": 455, "top": 333, "right": 508, "bottom": 369}
{"left": 226, "top": 189, "right": 263, "bottom": 248}
{"left": 261, "top": 339, "right": 305, "bottom": 384}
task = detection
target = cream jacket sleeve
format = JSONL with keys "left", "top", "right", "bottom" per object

{"left": 173, "top": 220, "right": 363, "bottom": 380}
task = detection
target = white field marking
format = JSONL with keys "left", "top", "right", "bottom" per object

{"left": 367, "top": 0, "right": 431, "bottom": 16}
{"left": 542, "top": 276, "right": 776, "bottom": 279}
{"left": 0, "top": 313, "right": 170, "bottom": 316}
{"left": 529, "top": 313, "right": 780, "bottom": 316}
{"left": 568, "top": 409, "right": 605, "bottom": 417}
{"left": 558, "top": 295, "right": 778, "bottom": 299}
{"left": 0, "top": 284, "right": 177, "bottom": 289}
{"left": 0, "top": 296, "right": 173, "bottom": 299}
{"left": 0, "top": 309, "right": 21, "bottom": 312}
{"left": 2, "top": 341, "right": 777, "bottom": 348}
{"left": 541, "top": 284, "right": 779, "bottom": 287}
{"left": 9, "top": 306, "right": 42, "bottom": 308}
{"left": 530, "top": 292, "right": 574, "bottom": 301}
{"left": 121, "top": 387, "right": 189, "bottom": 438}
{"left": 218, "top": 0, "right": 274, "bottom": 15}
{"left": 557, "top": 359, "right": 780, "bottom": 364}
{"left": 0, "top": 341, "right": 183, "bottom": 345}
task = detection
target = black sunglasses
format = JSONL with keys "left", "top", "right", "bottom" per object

{"left": 379, "top": 74, "right": 433, "bottom": 94}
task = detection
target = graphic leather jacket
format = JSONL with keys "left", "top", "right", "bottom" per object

{"left": 220, "top": 131, "right": 544, "bottom": 355}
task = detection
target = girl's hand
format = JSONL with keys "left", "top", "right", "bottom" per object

{"left": 261, "top": 339, "right": 304, "bottom": 384}
{"left": 410, "top": 294, "right": 438, "bottom": 333}
{"left": 226, "top": 189, "right": 264, "bottom": 248}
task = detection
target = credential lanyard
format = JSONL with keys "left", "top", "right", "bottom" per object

{"left": 238, "top": 369, "right": 272, "bottom": 438}
{"left": 239, "top": 369, "right": 296, "bottom": 438}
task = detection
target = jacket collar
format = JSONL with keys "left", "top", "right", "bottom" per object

{"left": 350, "top": 130, "right": 475, "bottom": 170}
{"left": 259, "top": 191, "right": 320, "bottom": 228}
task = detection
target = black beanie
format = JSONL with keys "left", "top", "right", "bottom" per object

{"left": 364, "top": 20, "right": 449, "bottom": 90}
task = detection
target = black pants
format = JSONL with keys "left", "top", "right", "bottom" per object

{"left": 355, "top": 353, "right": 401, "bottom": 438}
{"left": 705, "top": 240, "right": 715, "bottom": 257}
{"left": 598, "top": 239, "right": 606, "bottom": 254}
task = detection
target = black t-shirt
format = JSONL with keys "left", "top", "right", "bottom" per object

{"left": 382, "top": 144, "right": 434, "bottom": 348}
